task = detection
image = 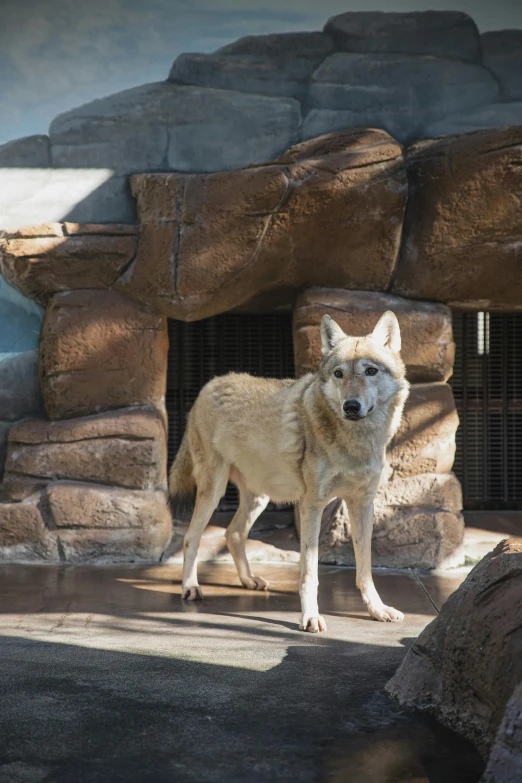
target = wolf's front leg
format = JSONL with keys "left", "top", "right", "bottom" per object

{"left": 298, "top": 502, "right": 326, "bottom": 633}
{"left": 347, "top": 497, "right": 404, "bottom": 622}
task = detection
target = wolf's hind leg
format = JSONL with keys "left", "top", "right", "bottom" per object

{"left": 182, "top": 462, "right": 229, "bottom": 601}
{"left": 225, "top": 479, "right": 270, "bottom": 591}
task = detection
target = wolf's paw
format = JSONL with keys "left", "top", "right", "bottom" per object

{"left": 182, "top": 585, "right": 203, "bottom": 601}
{"left": 241, "top": 576, "right": 269, "bottom": 591}
{"left": 367, "top": 603, "right": 404, "bottom": 622}
{"left": 299, "top": 615, "right": 327, "bottom": 633}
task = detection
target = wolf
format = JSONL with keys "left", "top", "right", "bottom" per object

{"left": 168, "top": 311, "right": 409, "bottom": 632}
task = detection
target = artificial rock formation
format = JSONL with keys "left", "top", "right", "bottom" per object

{"left": 39, "top": 289, "right": 168, "bottom": 419}
{"left": 2, "top": 406, "right": 167, "bottom": 501}
{"left": 393, "top": 127, "right": 522, "bottom": 310}
{"left": 116, "top": 128, "right": 407, "bottom": 320}
{"left": 386, "top": 539, "right": 522, "bottom": 764}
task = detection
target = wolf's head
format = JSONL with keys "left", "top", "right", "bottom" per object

{"left": 319, "top": 311, "right": 407, "bottom": 423}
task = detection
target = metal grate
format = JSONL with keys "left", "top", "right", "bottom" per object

{"left": 166, "top": 313, "right": 295, "bottom": 510}
{"left": 451, "top": 312, "right": 522, "bottom": 509}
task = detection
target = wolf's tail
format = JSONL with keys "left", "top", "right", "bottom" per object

{"left": 168, "top": 430, "right": 196, "bottom": 520}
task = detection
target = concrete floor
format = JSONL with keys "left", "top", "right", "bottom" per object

{"left": 0, "top": 562, "right": 484, "bottom": 783}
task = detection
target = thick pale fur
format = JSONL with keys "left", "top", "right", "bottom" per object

{"left": 169, "top": 311, "right": 409, "bottom": 632}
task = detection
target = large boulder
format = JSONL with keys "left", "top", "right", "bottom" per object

{"left": 169, "top": 53, "right": 316, "bottom": 100}
{"left": 482, "top": 683, "right": 522, "bottom": 783}
{"left": 389, "top": 383, "right": 459, "bottom": 478}
{"left": 392, "top": 128, "right": 522, "bottom": 309}
{"left": 0, "top": 135, "right": 50, "bottom": 167}
{"left": 293, "top": 288, "right": 455, "bottom": 383}
{"left": 39, "top": 290, "right": 168, "bottom": 419}
{"left": 0, "top": 223, "right": 138, "bottom": 305}
{"left": 386, "top": 539, "right": 522, "bottom": 759}
{"left": 302, "top": 108, "right": 422, "bottom": 145}
{"left": 424, "top": 103, "right": 522, "bottom": 138}
{"left": 49, "top": 82, "right": 301, "bottom": 222}
{"left": 2, "top": 407, "right": 167, "bottom": 501}
{"left": 117, "top": 128, "right": 407, "bottom": 320}
{"left": 324, "top": 11, "right": 481, "bottom": 61}
{"left": 308, "top": 53, "right": 497, "bottom": 123}
{"left": 481, "top": 30, "right": 522, "bottom": 102}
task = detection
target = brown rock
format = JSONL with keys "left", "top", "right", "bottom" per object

{"left": 2, "top": 407, "right": 167, "bottom": 498}
{"left": 0, "top": 495, "right": 59, "bottom": 561}
{"left": 375, "top": 472, "right": 462, "bottom": 512}
{"left": 46, "top": 482, "right": 170, "bottom": 530}
{"left": 392, "top": 128, "right": 522, "bottom": 310}
{"left": 57, "top": 521, "right": 171, "bottom": 563}
{"left": 39, "top": 290, "right": 168, "bottom": 419}
{"left": 116, "top": 128, "right": 407, "bottom": 319}
{"left": 386, "top": 538, "right": 522, "bottom": 758}
{"left": 0, "top": 232, "right": 137, "bottom": 305}
{"left": 6, "top": 223, "right": 64, "bottom": 238}
{"left": 62, "top": 223, "right": 138, "bottom": 236}
{"left": 388, "top": 383, "right": 458, "bottom": 477}
{"left": 482, "top": 683, "right": 522, "bottom": 783}
{"left": 293, "top": 288, "right": 455, "bottom": 382}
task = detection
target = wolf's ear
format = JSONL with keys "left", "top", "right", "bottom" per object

{"left": 321, "top": 314, "right": 346, "bottom": 355}
{"left": 372, "top": 311, "right": 401, "bottom": 353}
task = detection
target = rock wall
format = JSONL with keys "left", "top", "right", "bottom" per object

{"left": 1, "top": 10, "right": 522, "bottom": 226}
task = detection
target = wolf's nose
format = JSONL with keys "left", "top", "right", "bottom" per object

{"left": 343, "top": 399, "right": 361, "bottom": 415}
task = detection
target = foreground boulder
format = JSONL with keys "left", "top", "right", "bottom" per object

{"left": 482, "top": 682, "right": 522, "bottom": 783}
{"left": 116, "top": 128, "right": 407, "bottom": 320}
{"left": 386, "top": 539, "right": 522, "bottom": 759}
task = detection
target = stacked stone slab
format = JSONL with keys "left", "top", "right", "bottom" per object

{"left": 0, "top": 284, "right": 171, "bottom": 563}
{"left": 2, "top": 10, "right": 522, "bottom": 226}
{"left": 293, "top": 288, "right": 463, "bottom": 569}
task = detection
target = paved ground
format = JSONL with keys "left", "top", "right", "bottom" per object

{"left": 0, "top": 562, "right": 484, "bottom": 783}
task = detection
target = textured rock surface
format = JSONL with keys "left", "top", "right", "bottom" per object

{"left": 324, "top": 11, "right": 481, "bottom": 61}
{"left": 0, "top": 422, "right": 13, "bottom": 483}
{"left": 302, "top": 108, "right": 422, "bottom": 144}
{"left": 0, "top": 351, "right": 43, "bottom": 422}
{"left": 482, "top": 683, "right": 522, "bottom": 783}
{"left": 0, "top": 496, "right": 59, "bottom": 561}
{"left": 2, "top": 407, "right": 166, "bottom": 500}
{"left": 388, "top": 383, "right": 458, "bottom": 477}
{"left": 39, "top": 290, "right": 168, "bottom": 419}
{"left": 293, "top": 288, "right": 455, "bottom": 383}
{"left": 0, "top": 223, "right": 138, "bottom": 305}
{"left": 481, "top": 30, "right": 522, "bottom": 102}
{"left": 308, "top": 53, "right": 497, "bottom": 122}
{"left": 0, "top": 135, "right": 50, "bottom": 167}
{"left": 393, "top": 128, "right": 522, "bottom": 310}
{"left": 117, "top": 128, "right": 406, "bottom": 320}
{"left": 425, "top": 103, "right": 522, "bottom": 138}
{"left": 217, "top": 31, "right": 335, "bottom": 61}
{"left": 169, "top": 53, "right": 316, "bottom": 99}
{"left": 386, "top": 539, "right": 522, "bottom": 758}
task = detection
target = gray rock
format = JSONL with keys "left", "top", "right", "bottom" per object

{"left": 0, "top": 135, "right": 50, "bottom": 168}
{"left": 481, "top": 31, "right": 522, "bottom": 102}
{"left": 0, "top": 421, "right": 12, "bottom": 483}
{"left": 169, "top": 52, "right": 314, "bottom": 99}
{"left": 217, "top": 31, "right": 335, "bottom": 62}
{"left": 424, "top": 102, "right": 522, "bottom": 138}
{"left": 308, "top": 53, "right": 498, "bottom": 120}
{"left": 0, "top": 351, "right": 43, "bottom": 422}
{"left": 324, "top": 11, "right": 480, "bottom": 62}
{"left": 302, "top": 108, "right": 423, "bottom": 144}
{"left": 165, "top": 88, "right": 301, "bottom": 172}
{"left": 482, "top": 683, "right": 522, "bottom": 783}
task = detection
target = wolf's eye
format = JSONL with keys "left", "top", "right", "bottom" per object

{"left": 334, "top": 369, "right": 343, "bottom": 379}
{"left": 366, "top": 367, "right": 378, "bottom": 376}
